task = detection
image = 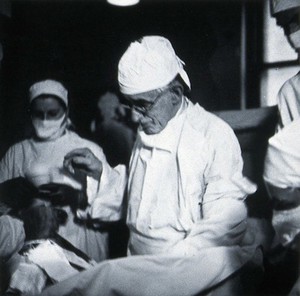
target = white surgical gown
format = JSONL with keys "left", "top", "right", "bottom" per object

{"left": 265, "top": 72, "right": 300, "bottom": 246}
{"left": 41, "top": 99, "right": 261, "bottom": 296}
{"left": 277, "top": 71, "right": 300, "bottom": 130}
{"left": 88, "top": 99, "right": 257, "bottom": 255}
{"left": 264, "top": 119, "right": 300, "bottom": 246}
{"left": 71, "top": 100, "right": 256, "bottom": 295}
{"left": 0, "top": 130, "right": 126, "bottom": 261}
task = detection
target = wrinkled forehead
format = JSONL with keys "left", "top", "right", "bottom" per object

{"left": 123, "top": 87, "right": 163, "bottom": 102}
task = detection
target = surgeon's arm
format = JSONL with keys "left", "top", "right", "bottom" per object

{"left": 170, "top": 198, "right": 249, "bottom": 256}
{"left": 64, "top": 147, "right": 127, "bottom": 222}
{"left": 170, "top": 128, "right": 256, "bottom": 256}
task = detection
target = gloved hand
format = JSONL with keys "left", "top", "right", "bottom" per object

{"left": 38, "top": 183, "right": 87, "bottom": 210}
{"left": 0, "top": 177, "right": 38, "bottom": 210}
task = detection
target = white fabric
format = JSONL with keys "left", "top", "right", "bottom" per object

{"left": 0, "top": 130, "right": 126, "bottom": 262}
{"left": 87, "top": 99, "right": 257, "bottom": 257}
{"left": 264, "top": 119, "right": 300, "bottom": 245}
{"left": 9, "top": 262, "right": 47, "bottom": 295}
{"left": 29, "top": 79, "right": 68, "bottom": 106}
{"left": 40, "top": 99, "right": 262, "bottom": 295}
{"left": 126, "top": 99, "right": 256, "bottom": 256}
{"left": 25, "top": 240, "right": 95, "bottom": 282}
{"left": 277, "top": 72, "right": 300, "bottom": 130}
{"left": 264, "top": 118, "right": 300, "bottom": 188}
{"left": 127, "top": 100, "right": 187, "bottom": 255}
{"left": 8, "top": 239, "right": 96, "bottom": 295}
{"left": 32, "top": 114, "right": 67, "bottom": 142}
{"left": 267, "top": 72, "right": 300, "bottom": 246}
{"left": 40, "top": 243, "right": 261, "bottom": 296}
{"left": 118, "top": 36, "right": 191, "bottom": 95}
{"left": 27, "top": 240, "right": 79, "bottom": 282}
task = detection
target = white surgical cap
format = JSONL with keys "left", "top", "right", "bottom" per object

{"left": 118, "top": 35, "right": 191, "bottom": 95}
{"left": 271, "top": 0, "right": 300, "bottom": 15}
{"left": 29, "top": 79, "right": 68, "bottom": 107}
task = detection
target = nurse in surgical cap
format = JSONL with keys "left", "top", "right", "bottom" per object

{"left": 0, "top": 79, "right": 126, "bottom": 262}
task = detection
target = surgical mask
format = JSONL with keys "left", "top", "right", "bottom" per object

{"left": 288, "top": 29, "right": 300, "bottom": 49}
{"left": 32, "top": 114, "right": 66, "bottom": 141}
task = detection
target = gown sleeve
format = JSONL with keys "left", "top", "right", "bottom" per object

{"left": 78, "top": 143, "right": 127, "bottom": 222}
{"left": 171, "top": 125, "right": 257, "bottom": 255}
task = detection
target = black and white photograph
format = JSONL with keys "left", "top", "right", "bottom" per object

{"left": 0, "top": 0, "right": 299, "bottom": 295}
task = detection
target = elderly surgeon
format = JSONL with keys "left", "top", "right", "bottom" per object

{"left": 0, "top": 79, "right": 126, "bottom": 262}
{"left": 115, "top": 35, "right": 258, "bottom": 256}
{"left": 51, "top": 36, "right": 263, "bottom": 296}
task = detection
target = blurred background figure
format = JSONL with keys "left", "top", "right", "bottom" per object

{"left": 261, "top": 1, "right": 300, "bottom": 295}
{"left": 91, "top": 91, "right": 136, "bottom": 167}
{"left": 271, "top": 0, "right": 300, "bottom": 130}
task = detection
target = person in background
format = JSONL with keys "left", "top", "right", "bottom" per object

{"left": 262, "top": 1, "right": 300, "bottom": 294}
{"left": 264, "top": 118, "right": 300, "bottom": 248}
{"left": 271, "top": 0, "right": 300, "bottom": 130}
{"left": 263, "top": 118, "right": 300, "bottom": 295}
{"left": 54, "top": 35, "right": 262, "bottom": 296}
{"left": 91, "top": 91, "right": 136, "bottom": 167}
{"left": 0, "top": 79, "right": 126, "bottom": 263}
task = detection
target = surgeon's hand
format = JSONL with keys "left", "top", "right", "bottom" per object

{"left": 63, "top": 148, "right": 103, "bottom": 181}
{"left": 38, "top": 183, "right": 88, "bottom": 210}
{"left": 0, "top": 177, "right": 38, "bottom": 210}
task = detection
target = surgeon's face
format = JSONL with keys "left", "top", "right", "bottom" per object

{"left": 123, "top": 86, "right": 182, "bottom": 135}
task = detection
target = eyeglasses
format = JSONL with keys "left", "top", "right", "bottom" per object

{"left": 121, "top": 87, "right": 169, "bottom": 115}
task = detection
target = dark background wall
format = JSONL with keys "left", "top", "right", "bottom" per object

{"left": 0, "top": 0, "right": 262, "bottom": 156}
